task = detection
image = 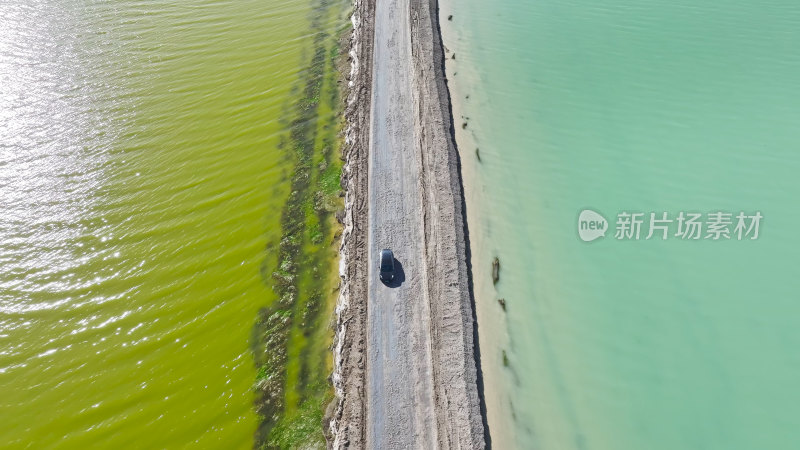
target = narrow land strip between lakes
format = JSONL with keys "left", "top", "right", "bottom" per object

{"left": 329, "top": 0, "right": 487, "bottom": 447}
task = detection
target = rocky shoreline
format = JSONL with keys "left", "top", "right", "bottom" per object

{"left": 328, "top": 0, "right": 486, "bottom": 447}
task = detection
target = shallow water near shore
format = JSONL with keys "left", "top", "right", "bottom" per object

{"left": 0, "top": 0, "right": 347, "bottom": 447}
{"left": 441, "top": 1, "right": 800, "bottom": 449}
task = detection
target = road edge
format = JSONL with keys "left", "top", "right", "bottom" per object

{"left": 410, "top": 0, "right": 487, "bottom": 448}
{"left": 328, "top": 0, "right": 374, "bottom": 448}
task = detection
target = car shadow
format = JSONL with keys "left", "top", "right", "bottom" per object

{"left": 382, "top": 258, "right": 405, "bottom": 288}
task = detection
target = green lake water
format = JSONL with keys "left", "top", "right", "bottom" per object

{"left": 441, "top": 0, "right": 800, "bottom": 449}
{"left": 0, "top": 0, "right": 348, "bottom": 447}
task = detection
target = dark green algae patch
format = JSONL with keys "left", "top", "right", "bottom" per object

{"left": 251, "top": 0, "right": 351, "bottom": 448}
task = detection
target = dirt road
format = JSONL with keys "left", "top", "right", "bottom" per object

{"left": 366, "top": 0, "right": 439, "bottom": 447}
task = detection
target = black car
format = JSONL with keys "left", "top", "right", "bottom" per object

{"left": 379, "top": 249, "right": 395, "bottom": 282}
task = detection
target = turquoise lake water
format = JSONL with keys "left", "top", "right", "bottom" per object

{"left": 440, "top": 1, "right": 800, "bottom": 449}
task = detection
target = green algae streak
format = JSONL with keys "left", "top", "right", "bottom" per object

{"left": 0, "top": 0, "right": 349, "bottom": 448}
{"left": 251, "top": 0, "right": 351, "bottom": 447}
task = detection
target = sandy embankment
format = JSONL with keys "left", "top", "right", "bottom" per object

{"left": 409, "top": 0, "right": 486, "bottom": 447}
{"left": 329, "top": 0, "right": 486, "bottom": 447}
{"left": 327, "top": 0, "right": 374, "bottom": 447}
